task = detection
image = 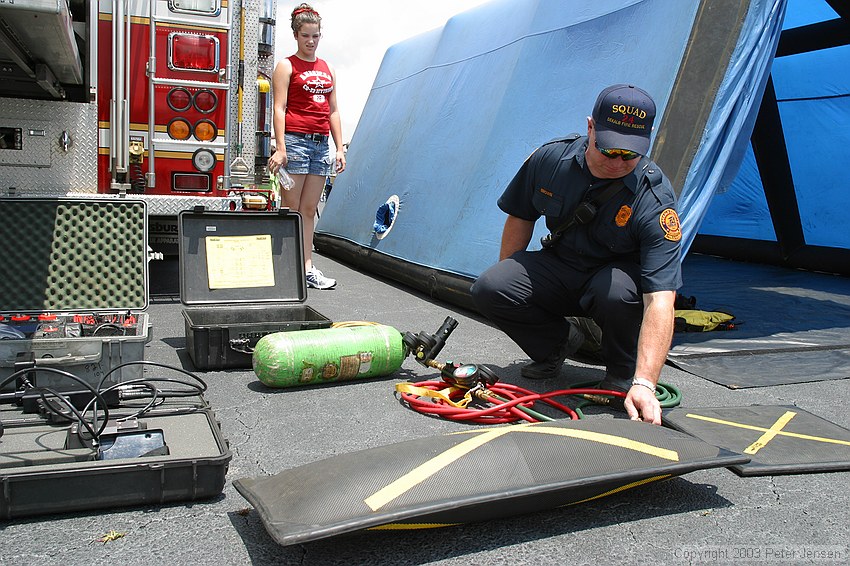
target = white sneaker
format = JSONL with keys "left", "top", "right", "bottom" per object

{"left": 306, "top": 266, "right": 336, "bottom": 290}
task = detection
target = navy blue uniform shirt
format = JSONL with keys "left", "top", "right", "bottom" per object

{"left": 498, "top": 135, "right": 682, "bottom": 293}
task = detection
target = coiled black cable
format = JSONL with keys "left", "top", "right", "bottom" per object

{"left": 1, "top": 366, "right": 112, "bottom": 439}
{"left": 1, "top": 361, "right": 208, "bottom": 446}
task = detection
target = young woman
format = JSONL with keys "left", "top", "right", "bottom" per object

{"left": 268, "top": 3, "right": 345, "bottom": 289}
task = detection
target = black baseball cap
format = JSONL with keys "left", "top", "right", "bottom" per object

{"left": 592, "top": 84, "right": 656, "bottom": 155}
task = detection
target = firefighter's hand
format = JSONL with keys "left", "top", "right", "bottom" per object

{"left": 624, "top": 384, "right": 662, "bottom": 425}
{"left": 268, "top": 148, "right": 287, "bottom": 174}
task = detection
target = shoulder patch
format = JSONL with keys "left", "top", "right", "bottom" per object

{"left": 659, "top": 209, "right": 681, "bottom": 241}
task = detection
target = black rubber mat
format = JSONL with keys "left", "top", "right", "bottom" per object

{"left": 664, "top": 405, "right": 850, "bottom": 476}
{"left": 667, "top": 254, "right": 850, "bottom": 388}
{"left": 234, "top": 419, "right": 748, "bottom": 545}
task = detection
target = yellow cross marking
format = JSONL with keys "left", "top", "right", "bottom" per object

{"left": 364, "top": 423, "right": 679, "bottom": 511}
{"left": 364, "top": 428, "right": 511, "bottom": 510}
{"left": 685, "top": 412, "right": 850, "bottom": 452}
{"left": 567, "top": 474, "right": 672, "bottom": 506}
{"left": 367, "top": 522, "right": 461, "bottom": 531}
{"left": 517, "top": 425, "right": 679, "bottom": 461}
{"left": 368, "top": 475, "right": 674, "bottom": 530}
{"left": 744, "top": 410, "right": 796, "bottom": 454}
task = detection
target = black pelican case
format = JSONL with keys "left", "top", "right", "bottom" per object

{"left": 179, "top": 208, "right": 332, "bottom": 370}
{"left": 0, "top": 396, "right": 231, "bottom": 520}
{"left": 0, "top": 197, "right": 151, "bottom": 392}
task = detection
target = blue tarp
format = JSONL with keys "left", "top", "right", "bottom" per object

{"left": 317, "top": 0, "right": 786, "bottom": 280}
{"left": 700, "top": 0, "right": 850, "bottom": 251}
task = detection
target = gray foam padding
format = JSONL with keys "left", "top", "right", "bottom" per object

{"left": 0, "top": 198, "right": 147, "bottom": 312}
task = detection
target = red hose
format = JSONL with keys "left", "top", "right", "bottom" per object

{"left": 397, "top": 380, "right": 627, "bottom": 424}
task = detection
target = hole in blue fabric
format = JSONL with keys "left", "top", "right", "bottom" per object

{"left": 373, "top": 195, "right": 400, "bottom": 240}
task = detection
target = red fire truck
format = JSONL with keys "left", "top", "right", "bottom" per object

{"left": 0, "top": 0, "right": 276, "bottom": 253}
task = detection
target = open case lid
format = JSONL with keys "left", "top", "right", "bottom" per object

{"left": 0, "top": 197, "right": 148, "bottom": 313}
{"left": 178, "top": 208, "right": 307, "bottom": 306}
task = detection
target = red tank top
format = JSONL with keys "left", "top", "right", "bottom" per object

{"left": 285, "top": 55, "right": 333, "bottom": 134}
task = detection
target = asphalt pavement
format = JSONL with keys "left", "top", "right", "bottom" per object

{"left": 2, "top": 251, "right": 849, "bottom": 565}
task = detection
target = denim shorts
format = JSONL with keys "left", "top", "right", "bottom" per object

{"left": 284, "top": 132, "right": 333, "bottom": 177}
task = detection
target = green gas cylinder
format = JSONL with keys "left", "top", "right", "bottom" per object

{"left": 252, "top": 324, "right": 406, "bottom": 388}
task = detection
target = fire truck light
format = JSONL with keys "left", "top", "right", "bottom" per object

{"left": 167, "top": 88, "right": 193, "bottom": 112}
{"left": 167, "top": 118, "right": 192, "bottom": 140}
{"left": 169, "top": 33, "right": 219, "bottom": 73}
{"left": 173, "top": 173, "right": 211, "bottom": 192}
{"left": 194, "top": 120, "right": 217, "bottom": 142}
{"left": 193, "top": 89, "right": 218, "bottom": 113}
{"left": 168, "top": 0, "right": 220, "bottom": 16}
{"left": 192, "top": 148, "right": 216, "bottom": 172}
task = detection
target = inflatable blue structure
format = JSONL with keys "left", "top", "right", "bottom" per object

{"left": 695, "top": 0, "right": 850, "bottom": 274}
{"left": 314, "top": 0, "right": 845, "bottom": 308}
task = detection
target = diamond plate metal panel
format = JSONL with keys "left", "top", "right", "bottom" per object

{"left": 229, "top": 0, "right": 277, "bottom": 178}
{"left": 0, "top": 99, "right": 99, "bottom": 194}
{"left": 257, "top": 0, "right": 276, "bottom": 178}
{"left": 0, "top": 119, "right": 51, "bottom": 167}
{"left": 143, "top": 195, "right": 237, "bottom": 215}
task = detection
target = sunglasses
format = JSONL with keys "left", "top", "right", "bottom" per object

{"left": 595, "top": 143, "right": 640, "bottom": 161}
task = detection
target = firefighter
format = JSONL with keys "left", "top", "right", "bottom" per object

{"left": 471, "top": 84, "right": 682, "bottom": 425}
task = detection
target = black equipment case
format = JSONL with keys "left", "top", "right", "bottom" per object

{"left": 0, "top": 396, "right": 231, "bottom": 520}
{"left": 179, "top": 208, "right": 332, "bottom": 370}
{"left": 0, "top": 198, "right": 230, "bottom": 520}
{"left": 0, "top": 197, "right": 151, "bottom": 392}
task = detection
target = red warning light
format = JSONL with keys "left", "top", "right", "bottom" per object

{"left": 169, "top": 33, "right": 220, "bottom": 73}
{"left": 167, "top": 87, "right": 192, "bottom": 111}
{"left": 193, "top": 89, "right": 218, "bottom": 113}
{"left": 173, "top": 173, "right": 211, "bottom": 192}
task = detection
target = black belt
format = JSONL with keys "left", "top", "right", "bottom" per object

{"left": 285, "top": 132, "right": 328, "bottom": 143}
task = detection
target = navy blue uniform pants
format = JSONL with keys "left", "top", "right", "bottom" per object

{"left": 470, "top": 250, "right": 643, "bottom": 381}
